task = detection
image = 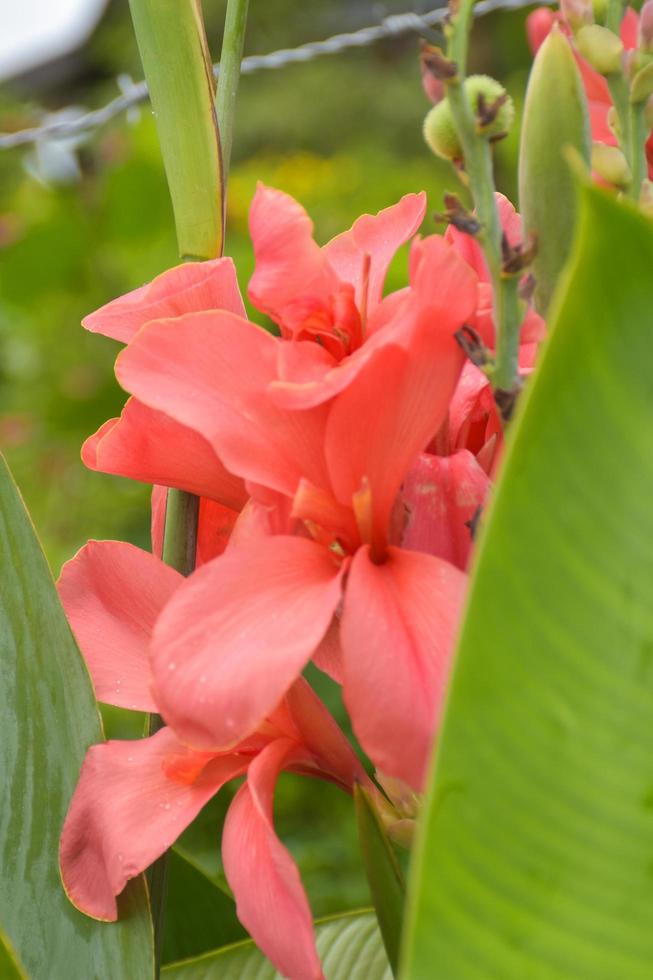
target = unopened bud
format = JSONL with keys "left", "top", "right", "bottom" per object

{"left": 519, "top": 25, "right": 591, "bottom": 313}
{"left": 561, "top": 0, "right": 593, "bottom": 30}
{"left": 631, "top": 58, "right": 653, "bottom": 102}
{"left": 423, "top": 75, "right": 514, "bottom": 161}
{"left": 591, "top": 141, "right": 632, "bottom": 186}
{"left": 575, "top": 24, "right": 624, "bottom": 74}
{"left": 640, "top": 0, "right": 653, "bottom": 53}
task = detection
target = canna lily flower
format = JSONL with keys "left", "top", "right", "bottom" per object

{"left": 58, "top": 540, "right": 365, "bottom": 980}
{"left": 109, "top": 203, "right": 479, "bottom": 791}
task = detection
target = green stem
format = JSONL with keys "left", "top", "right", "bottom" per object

{"left": 216, "top": 0, "right": 250, "bottom": 183}
{"left": 445, "top": 0, "right": 523, "bottom": 394}
{"left": 606, "top": 0, "right": 625, "bottom": 35}
{"left": 628, "top": 100, "right": 647, "bottom": 201}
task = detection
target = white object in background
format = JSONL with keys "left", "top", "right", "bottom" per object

{"left": 0, "top": 0, "right": 109, "bottom": 82}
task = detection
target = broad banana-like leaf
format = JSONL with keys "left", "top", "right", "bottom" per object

{"left": 0, "top": 455, "right": 154, "bottom": 978}
{"left": 402, "top": 187, "right": 653, "bottom": 978}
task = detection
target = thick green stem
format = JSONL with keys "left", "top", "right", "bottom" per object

{"left": 445, "top": 0, "right": 523, "bottom": 395}
{"left": 628, "top": 101, "right": 648, "bottom": 201}
{"left": 216, "top": 0, "right": 250, "bottom": 182}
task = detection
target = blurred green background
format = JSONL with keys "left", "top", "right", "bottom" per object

{"left": 0, "top": 0, "right": 535, "bottom": 958}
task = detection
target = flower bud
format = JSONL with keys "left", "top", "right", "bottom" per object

{"left": 591, "top": 142, "right": 632, "bottom": 186}
{"left": 630, "top": 57, "right": 653, "bottom": 103}
{"left": 575, "top": 24, "right": 624, "bottom": 75}
{"left": 519, "top": 25, "right": 591, "bottom": 314}
{"left": 423, "top": 75, "right": 514, "bottom": 161}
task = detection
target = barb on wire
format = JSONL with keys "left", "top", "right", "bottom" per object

{"left": 0, "top": 0, "right": 549, "bottom": 150}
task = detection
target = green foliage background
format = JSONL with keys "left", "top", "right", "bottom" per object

{"left": 0, "top": 0, "right": 533, "bottom": 954}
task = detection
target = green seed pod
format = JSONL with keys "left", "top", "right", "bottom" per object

{"left": 591, "top": 142, "right": 632, "bottom": 186}
{"left": 423, "top": 75, "right": 515, "bottom": 161}
{"left": 575, "top": 24, "right": 624, "bottom": 75}
{"left": 519, "top": 25, "right": 591, "bottom": 315}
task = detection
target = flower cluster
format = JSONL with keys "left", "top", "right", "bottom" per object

{"left": 59, "top": 184, "right": 543, "bottom": 977}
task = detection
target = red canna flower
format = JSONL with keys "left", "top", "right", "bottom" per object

{"left": 109, "top": 204, "right": 478, "bottom": 791}
{"left": 58, "top": 540, "right": 365, "bottom": 980}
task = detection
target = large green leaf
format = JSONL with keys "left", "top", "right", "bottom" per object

{"left": 0, "top": 455, "right": 154, "bottom": 978}
{"left": 402, "top": 187, "right": 653, "bottom": 979}
{"left": 162, "top": 850, "right": 246, "bottom": 965}
{"left": 163, "top": 910, "right": 391, "bottom": 980}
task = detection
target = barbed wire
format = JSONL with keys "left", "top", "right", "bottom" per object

{"left": 0, "top": 0, "right": 547, "bottom": 150}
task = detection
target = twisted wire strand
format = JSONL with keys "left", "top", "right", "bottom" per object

{"left": 0, "top": 0, "right": 544, "bottom": 150}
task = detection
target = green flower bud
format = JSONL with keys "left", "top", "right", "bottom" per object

{"left": 630, "top": 57, "right": 653, "bottom": 103}
{"left": 575, "top": 24, "right": 624, "bottom": 75}
{"left": 591, "top": 142, "right": 632, "bottom": 186}
{"left": 519, "top": 25, "right": 591, "bottom": 314}
{"left": 423, "top": 75, "right": 514, "bottom": 162}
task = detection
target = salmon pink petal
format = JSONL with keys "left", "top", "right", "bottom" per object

{"left": 341, "top": 546, "right": 466, "bottom": 790}
{"left": 82, "top": 397, "right": 247, "bottom": 510}
{"left": 151, "top": 537, "right": 345, "bottom": 750}
{"left": 323, "top": 192, "right": 426, "bottom": 310}
{"left": 115, "top": 310, "right": 331, "bottom": 496}
{"left": 588, "top": 98, "right": 614, "bottom": 144}
{"left": 60, "top": 728, "right": 246, "bottom": 920}
{"left": 57, "top": 541, "right": 182, "bottom": 711}
{"left": 621, "top": 6, "right": 639, "bottom": 48}
{"left": 223, "top": 739, "right": 324, "bottom": 979}
{"left": 195, "top": 497, "right": 240, "bottom": 566}
{"left": 401, "top": 451, "right": 490, "bottom": 570}
{"left": 248, "top": 184, "right": 336, "bottom": 323}
{"left": 227, "top": 489, "right": 296, "bottom": 548}
{"left": 82, "top": 257, "right": 246, "bottom": 344}
{"left": 284, "top": 679, "right": 365, "bottom": 789}
{"left": 311, "top": 618, "right": 344, "bottom": 683}
{"left": 151, "top": 485, "right": 166, "bottom": 558}
{"left": 326, "top": 338, "right": 463, "bottom": 552}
